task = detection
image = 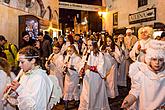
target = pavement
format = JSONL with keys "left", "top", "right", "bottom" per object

{"left": 53, "top": 78, "right": 131, "bottom": 110}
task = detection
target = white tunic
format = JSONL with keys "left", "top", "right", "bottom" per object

{"left": 63, "top": 53, "right": 81, "bottom": 101}
{"left": 78, "top": 52, "right": 110, "bottom": 110}
{"left": 129, "top": 63, "right": 165, "bottom": 110}
{"left": 61, "top": 42, "right": 71, "bottom": 54}
{"left": 0, "top": 70, "right": 16, "bottom": 110}
{"left": 129, "top": 38, "right": 152, "bottom": 62}
{"left": 46, "top": 52, "right": 64, "bottom": 92}
{"left": 117, "top": 45, "right": 128, "bottom": 87}
{"left": 16, "top": 67, "right": 53, "bottom": 110}
{"left": 103, "top": 52, "right": 119, "bottom": 98}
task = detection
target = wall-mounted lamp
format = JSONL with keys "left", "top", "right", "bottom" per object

{"left": 98, "top": 7, "right": 107, "bottom": 18}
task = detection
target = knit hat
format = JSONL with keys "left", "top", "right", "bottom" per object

{"left": 145, "top": 40, "right": 165, "bottom": 65}
{"left": 126, "top": 29, "right": 132, "bottom": 33}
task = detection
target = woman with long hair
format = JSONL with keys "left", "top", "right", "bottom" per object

{"left": 78, "top": 39, "right": 110, "bottom": 110}
{"left": 63, "top": 45, "right": 81, "bottom": 109}
{"left": 0, "top": 57, "right": 16, "bottom": 110}
{"left": 101, "top": 44, "right": 119, "bottom": 98}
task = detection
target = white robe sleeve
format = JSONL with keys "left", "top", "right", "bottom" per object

{"left": 0, "top": 71, "right": 7, "bottom": 97}
{"left": 0, "top": 71, "right": 8, "bottom": 110}
{"left": 78, "top": 55, "right": 86, "bottom": 73}
{"left": 73, "top": 56, "right": 81, "bottom": 72}
{"left": 113, "top": 46, "right": 122, "bottom": 63}
{"left": 48, "top": 75, "right": 62, "bottom": 109}
{"left": 97, "top": 52, "right": 105, "bottom": 77}
{"left": 53, "top": 55, "right": 64, "bottom": 74}
{"left": 16, "top": 75, "right": 48, "bottom": 110}
{"left": 128, "top": 61, "right": 141, "bottom": 78}
{"left": 129, "top": 72, "right": 141, "bottom": 99}
{"left": 129, "top": 41, "right": 139, "bottom": 61}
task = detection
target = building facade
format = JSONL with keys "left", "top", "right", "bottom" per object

{"left": 0, "top": 0, "right": 59, "bottom": 46}
{"left": 103, "top": 0, "right": 165, "bottom": 35}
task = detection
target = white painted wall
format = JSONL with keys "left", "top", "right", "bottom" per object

{"left": 103, "top": 0, "right": 165, "bottom": 34}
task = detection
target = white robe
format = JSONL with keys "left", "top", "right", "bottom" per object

{"left": 0, "top": 70, "right": 16, "bottom": 110}
{"left": 16, "top": 67, "right": 53, "bottom": 110}
{"left": 46, "top": 52, "right": 64, "bottom": 92}
{"left": 63, "top": 53, "right": 81, "bottom": 101}
{"left": 113, "top": 46, "right": 122, "bottom": 63}
{"left": 48, "top": 75, "right": 62, "bottom": 108}
{"left": 117, "top": 46, "right": 127, "bottom": 87}
{"left": 61, "top": 42, "right": 71, "bottom": 54}
{"left": 129, "top": 38, "right": 152, "bottom": 62}
{"left": 78, "top": 52, "right": 110, "bottom": 110}
{"left": 103, "top": 52, "right": 119, "bottom": 98}
{"left": 129, "top": 62, "right": 165, "bottom": 110}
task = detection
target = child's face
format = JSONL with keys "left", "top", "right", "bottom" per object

{"left": 118, "top": 37, "right": 123, "bottom": 42}
{"left": 58, "top": 38, "right": 64, "bottom": 45}
{"left": 18, "top": 54, "right": 34, "bottom": 72}
{"left": 53, "top": 47, "right": 60, "bottom": 54}
{"left": 106, "top": 38, "right": 112, "bottom": 46}
{"left": 67, "top": 47, "right": 74, "bottom": 55}
{"left": 150, "top": 58, "right": 164, "bottom": 72}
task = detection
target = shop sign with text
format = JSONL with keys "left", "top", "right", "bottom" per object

{"left": 129, "top": 8, "right": 156, "bottom": 24}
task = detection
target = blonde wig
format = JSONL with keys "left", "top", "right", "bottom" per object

{"left": 138, "top": 26, "right": 154, "bottom": 39}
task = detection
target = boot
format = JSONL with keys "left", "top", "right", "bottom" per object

{"left": 64, "top": 100, "right": 69, "bottom": 110}
{"left": 74, "top": 100, "right": 80, "bottom": 107}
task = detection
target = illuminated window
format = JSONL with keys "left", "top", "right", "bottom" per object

{"left": 138, "top": 0, "right": 148, "bottom": 7}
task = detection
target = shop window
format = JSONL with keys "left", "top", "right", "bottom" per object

{"left": 138, "top": 0, "right": 148, "bottom": 7}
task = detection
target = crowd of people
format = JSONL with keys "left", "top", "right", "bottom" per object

{"left": 0, "top": 26, "right": 165, "bottom": 110}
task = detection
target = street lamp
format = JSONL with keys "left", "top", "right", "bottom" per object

{"left": 98, "top": 11, "right": 107, "bottom": 17}
{"left": 98, "top": 7, "right": 107, "bottom": 17}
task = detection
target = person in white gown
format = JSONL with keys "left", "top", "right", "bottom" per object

{"left": 116, "top": 34, "right": 128, "bottom": 87}
{"left": 45, "top": 42, "right": 63, "bottom": 107}
{"left": 0, "top": 57, "right": 16, "bottom": 110}
{"left": 78, "top": 39, "right": 110, "bottom": 110}
{"left": 63, "top": 45, "right": 81, "bottom": 109}
{"left": 101, "top": 45, "right": 119, "bottom": 98}
{"left": 45, "top": 42, "right": 64, "bottom": 92}
{"left": 130, "top": 26, "right": 153, "bottom": 62}
{"left": 121, "top": 40, "right": 165, "bottom": 110}
{"left": 3, "top": 46, "right": 53, "bottom": 110}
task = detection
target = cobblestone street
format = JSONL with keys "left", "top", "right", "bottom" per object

{"left": 53, "top": 79, "right": 131, "bottom": 110}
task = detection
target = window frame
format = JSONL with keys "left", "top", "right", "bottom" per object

{"left": 138, "top": 0, "right": 148, "bottom": 7}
